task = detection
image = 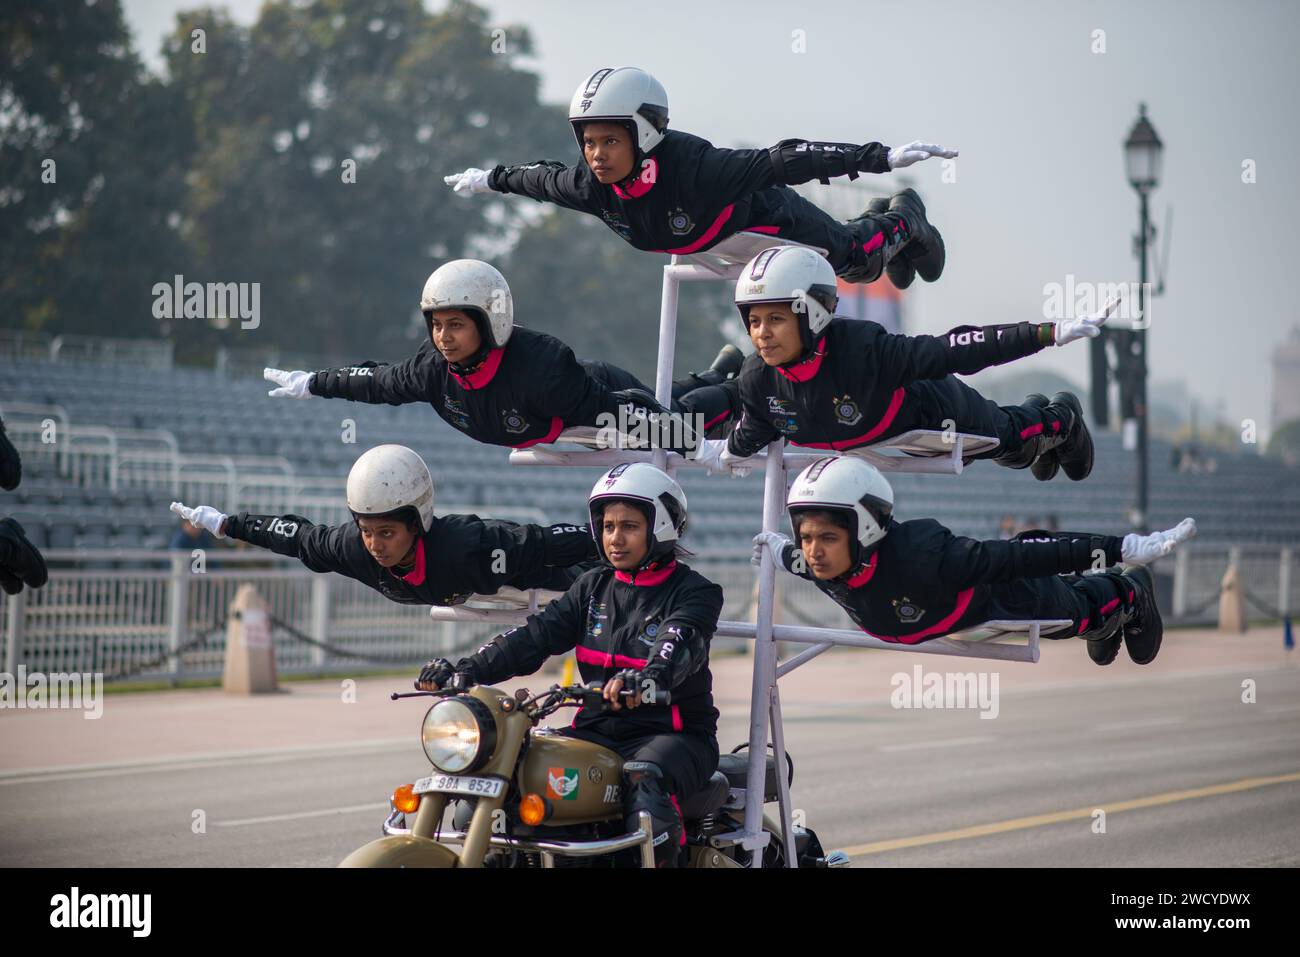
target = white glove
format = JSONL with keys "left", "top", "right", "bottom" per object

{"left": 692, "top": 438, "right": 725, "bottom": 472}
{"left": 264, "top": 368, "right": 313, "bottom": 399}
{"left": 170, "top": 502, "right": 228, "bottom": 538}
{"left": 751, "top": 530, "right": 792, "bottom": 567}
{"left": 720, "top": 449, "right": 755, "bottom": 478}
{"left": 1055, "top": 298, "right": 1119, "bottom": 346}
{"left": 443, "top": 167, "right": 492, "bottom": 195}
{"left": 887, "top": 141, "right": 959, "bottom": 170}
{"left": 1121, "top": 517, "right": 1196, "bottom": 565}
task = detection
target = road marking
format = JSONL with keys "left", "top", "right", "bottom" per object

{"left": 215, "top": 803, "right": 389, "bottom": 828}
{"left": 841, "top": 769, "right": 1300, "bottom": 858}
{"left": 1092, "top": 716, "right": 1184, "bottom": 732}
{"left": 879, "top": 735, "right": 993, "bottom": 753}
{"left": 0, "top": 737, "right": 411, "bottom": 785}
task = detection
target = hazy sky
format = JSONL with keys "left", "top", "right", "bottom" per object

{"left": 122, "top": 0, "right": 1300, "bottom": 431}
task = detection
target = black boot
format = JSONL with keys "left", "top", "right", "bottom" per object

{"left": 1048, "top": 391, "right": 1094, "bottom": 481}
{"left": 1119, "top": 565, "right": 1163, "bottom": 664}
{"left": 1075, "top": 569, "right": 1131, "bottom": 665}
{"left": 1080, "top": 613, "right": 1124, "bottom": 666}
{"left": 623, "top": 761, "right": 683, "bottom": 868}
{"left": 857, "top": 197, "right": 917, "bottom": 289}
{"left": 886, "top": 188, "right": 945, "bottom": 283}
{"left": 1025, "top": 393, "right": 1060, "bottom": 481}
{"left": 843, "top": 203, "right": 911, "bottom": 285}
{"left": 675, "top": 344, "right": 745, "bottom": 392}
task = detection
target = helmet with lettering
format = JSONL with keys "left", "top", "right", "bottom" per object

{"left": 735, "top": 246, "right": 838, "bottom": 353}
{"left": 587, "top": 463, "right": 687, "bottom": 568}
{"left": 568, "top": 67, "right": 670, "bottom": 157}
{"left": 787, "top": 456, "right": 894, "bottom": 563}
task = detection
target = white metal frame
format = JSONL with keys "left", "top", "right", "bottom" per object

{"left": 445, "top": 232, "right": 1064, "bottom": 868}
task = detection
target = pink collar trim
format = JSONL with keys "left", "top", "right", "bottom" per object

{"left": 449, "top": 347, "right": 505, "bottom": 390}
{"left": 614, "top": 559, "right": 678, "bottom": 586}
{"left": 395, "top": 538, "right": 426, "bottom": 586}
{"left": 845, "top": 552, "right": 878, "bottom": 589}
{"left": 776, "top": 337, "right": 827, "bottom": 382}
{"left": 612, "top": 158, "right": 657, "bottom": 199}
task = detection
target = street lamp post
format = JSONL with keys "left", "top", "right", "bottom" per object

{"left": 1124, "top": 103, "right": 1163, "bottom": 533}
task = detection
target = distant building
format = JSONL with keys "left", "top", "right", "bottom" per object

{"left": 1272, "top": 325, "right": 1300, "bottom": 428}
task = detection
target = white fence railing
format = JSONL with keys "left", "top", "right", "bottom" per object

{"left": 3, "top": 546, "right": 1292, "bottom": 683}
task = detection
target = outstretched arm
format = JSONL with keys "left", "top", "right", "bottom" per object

{"left": 873, "top": 299, "right": 1118, "bottom": 387}
{"left": 273, "top": 340, "right": 439, "bottom": 406}
{"left": 445, "top": 160, "right": 598, "bottom": 215}
{"left": 171, "top": 502, "right": 365, "bottom": 577}
{"left": 693, "top": 137, "right": 957, "bottom": 198}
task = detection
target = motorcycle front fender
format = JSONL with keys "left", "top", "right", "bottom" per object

{"left": 338, "top": 835, "right": 460, "bottom": 868}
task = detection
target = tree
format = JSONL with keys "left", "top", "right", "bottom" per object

{"left": 0, "top": 0, "right": 192, "bottom": 338}
{"left": 162, "top": 0, "right": 566, "bottom": 358}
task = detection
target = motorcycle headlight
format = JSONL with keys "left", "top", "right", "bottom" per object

{"left": 421, "top": 697, "right": 496, "bottom": 773}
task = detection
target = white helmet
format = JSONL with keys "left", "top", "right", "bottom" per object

{"left": 587, "top": 462, "right": 687, "bottom": 566}
{"left": 735, "top": 246, "right": 839, "bottom": 352}
{"left": 419, "top": 259, "right": 514, "bottom": 350}
{"left": 346, "top": 445, "right": 436, "bottom": 533}
{"left": 568, "top": 67, "right": 669, "bottom": 156}
{"left": 787, "top": 456, "right": 894, "bottom": 561}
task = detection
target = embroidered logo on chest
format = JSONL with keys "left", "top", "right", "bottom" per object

{"left": 833, "top": 394, "right": 863, "bottom": 427}
{"left": 500, "top": 408, "right": 528, "bottom": 434}
{"left": 892, "top": 597, "right": 925, "bottom": 623}
{"left": 667, "top": 208, "right": 694, "bottom": 236}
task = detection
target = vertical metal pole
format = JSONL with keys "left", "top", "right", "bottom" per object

{"left": 768, "top": 682, "right": 798, "bottom": 867}
{"left": 5, "top": 589, "right": 26, "bottom": 677}
{"left": 168, "top": 551, "right": 188, "bottom": 680}
{"left": 653, "top": 262, "right": 680, "bottom": 475}
{"left": 742, "top": 439, "right": 785, "bottom": 867}
{"left": 1173, "top": 545, "right": 1190, "bottom": 617}
{"left": 1135, "top": 190, "right": 1150, "bottom": 533}
{"left": 310, "top": 576, "right": 329, "bottom": 669}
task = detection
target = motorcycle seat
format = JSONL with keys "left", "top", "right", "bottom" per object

{"left": 717, "top": 751, "right": 779, "bottom": 802}
{"left": 679, "top": 770, "right": 730, "bottom": 821}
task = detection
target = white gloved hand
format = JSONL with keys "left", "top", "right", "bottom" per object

{"left": 170, "top": 502, "right": 228, "bottom": 538}
{"left": 720, "top": 449, "right": 755, "bottom": 478}
{"left": 1055, "top": 298, "right": 1119, "bottom": 346}
{"left": 751, "top": 530, "right": 792, "bottom": 567}
{"left": 1121, "top": 517, "right": 1196, "bottom": 565}
{"left": 887, "top": 141, "right": 959, "bottom": 170}
{"left": 692, "top": 438, "right": 726, "bottom": 472}
{"left": 443, "top": 168, "right": 492, "bottom": 195}
{"left": 264, "top": 368, "right": 313, "bottom": 399}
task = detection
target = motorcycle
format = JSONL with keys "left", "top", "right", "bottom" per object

{"left": 339, "top": 681, "right": 848, "bottom": 868}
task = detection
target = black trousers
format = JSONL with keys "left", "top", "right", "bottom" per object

{"left": 744, "top": 186, "right": 865, "bottom": 274}
{"left": 899, "top": 375, "right": 1064, "bottom": 460}
{"left": 581, "top": 360, "right": 739, "bottom": 437}
{"left": 983, "top": 570, "right": 1130, "bottom": 638}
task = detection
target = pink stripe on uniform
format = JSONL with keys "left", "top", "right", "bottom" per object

{"left": 655, "top": 204, "right": 736, "bottom": 255}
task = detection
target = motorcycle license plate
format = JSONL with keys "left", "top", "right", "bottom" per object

{"left": 413, "top": 774, "right": 505, "bottom": 799}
